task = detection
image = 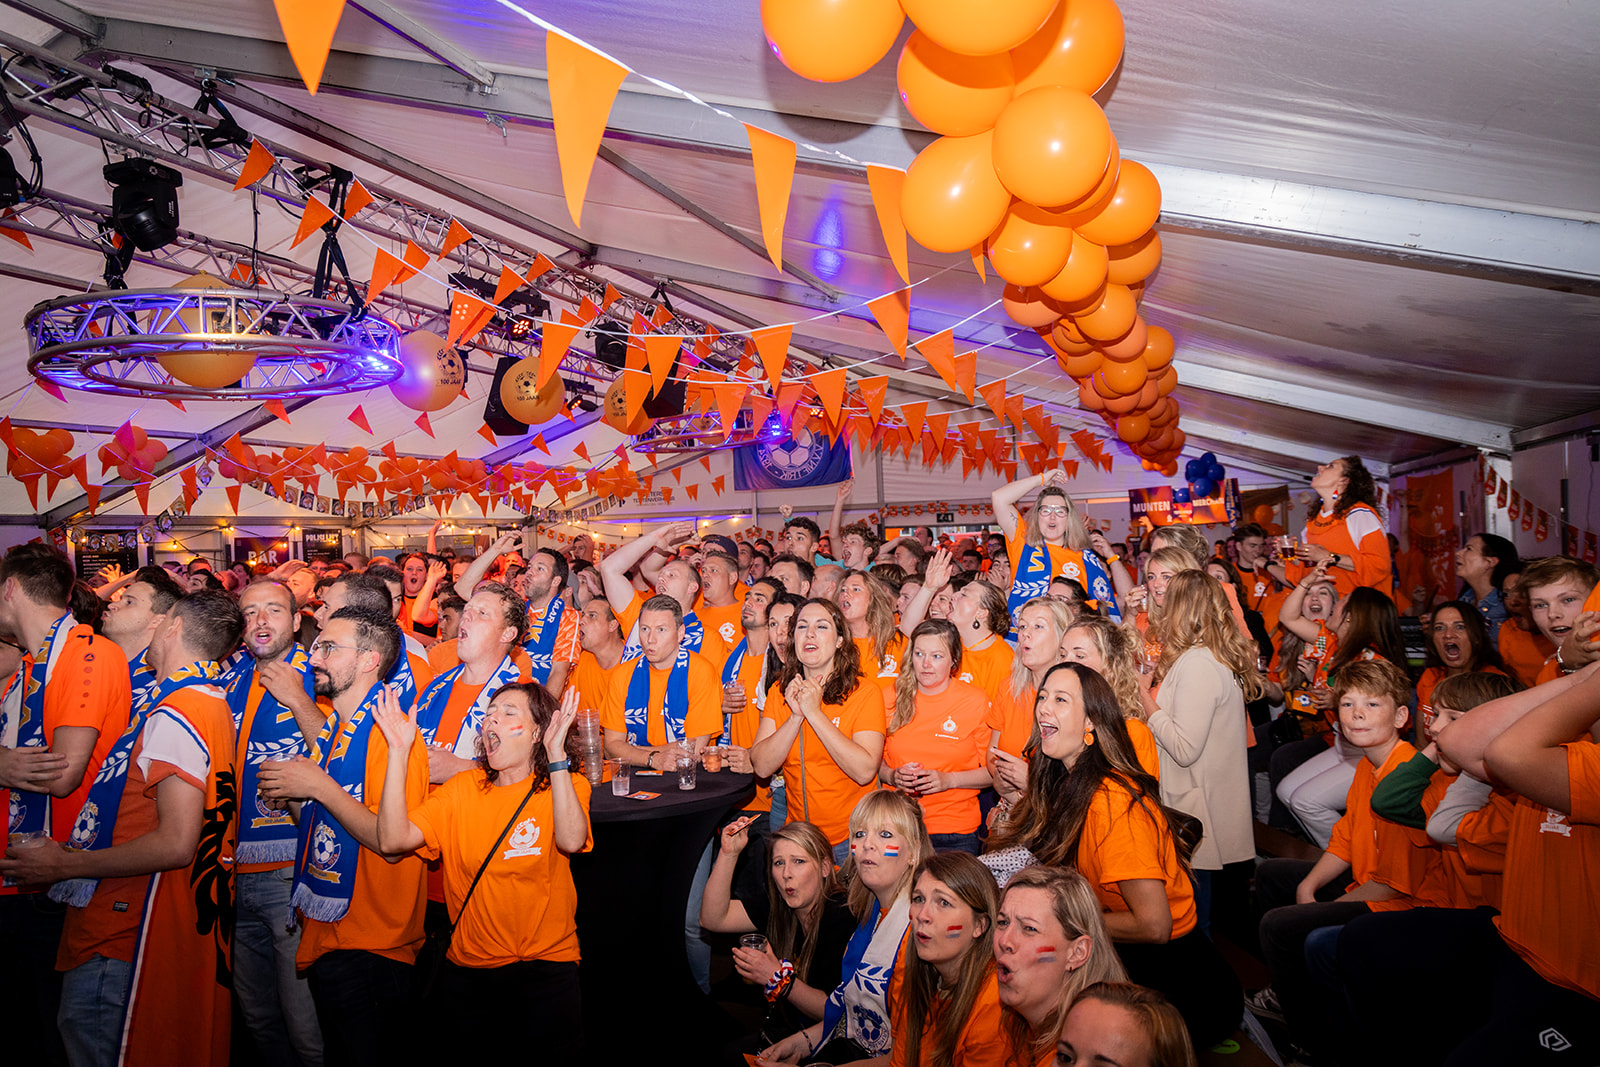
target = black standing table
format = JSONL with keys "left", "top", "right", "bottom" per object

{"left": 570, "top": 769, "right": 755, "bottom": 1046}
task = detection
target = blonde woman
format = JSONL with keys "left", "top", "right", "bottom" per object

{"left": 1146, "top": 570, "right": 1264, "bottom": 932}
{"left": 836, "top": 568, "right": 905, "bottom": 691}
{"left": 1059, "top": 615, "right": 1160, "bottom": 778}
{"left": 987, "top": 596, "right": 1074, "bottom": 807}
{"left": 992, "top": 470, "right": 1120, "bottom": 626}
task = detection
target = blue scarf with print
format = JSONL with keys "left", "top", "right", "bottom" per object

{"left": 624, "top": 648, "right": 690, "bottom": 747}
{"left": 290, "top": 681, "right": 385, "bottom": 923}
{"left": 225, "top": 646, "right": 316, "bottom": 866}
{"left": 2, "top": 614, "right": 77, "bottom": 837}
{"left": 521, "top": 595, "right": 566, "bottom": 686}
{"left": 413, "top": 653, "right": 522, "bottom": 754}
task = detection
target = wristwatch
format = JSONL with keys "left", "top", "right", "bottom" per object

{"left": 645, "top": 750, "right": 658, "bottom": 770}
{"left": 1328, "top": 553, "right": 1342, "bottom": 568}
{"left": 547, "top": 759, "right": 570, "bottom": 774}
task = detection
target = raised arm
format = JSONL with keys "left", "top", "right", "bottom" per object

{"left": 1483, "top": 665, "right": 1600, "bottom": 813}
{"left": 700, "top": 816, "right": 757, "bottom": 933}
{"left": 599, "top": 521, "right": 693, "bottom": 616}
{"left": 426, "top": 519, "right": 442, "bottom": 557}
{"left": 411, "top": 558, "right": 446, "bottom": 628}
{"left": 545, "top": 688, "right": 590, "bottom": 853}
{"left": 897, "top": 548, "right": 953, "bottom": 637}
{"left": 1277, "top": 559, "right": 1333, "bottom": 642}
{"left": 372, "top": 687, "right": 427, "bottom": 855}
{"left": 454, "top": 532, "right": 520, "bottom": 599}
{"left": 1436, "top": 661, "right": 1599, "bottom": 782}
{"left": 992, "top": 470, "right": 1062, "bottom": 542}
{"left": 825, "top": 480, "right": 852, "bottom": 562}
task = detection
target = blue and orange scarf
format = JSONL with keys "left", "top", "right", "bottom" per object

{"left": 521, "top": 595, "right": 566, "bottom": 686}
{"left": 624, "top": 648, "right": 690, "bottom": 747}
{"left": 413, "top": 653, "right": 522, "bottom": 755}
{"left": 225, "top": 646, "right": 315, "bottom": 866}
{"left": 290, "top": 681, "right": 385, "bottom": 923}
{"left": 2, "top": 614, "right": 77, "bottom": 836}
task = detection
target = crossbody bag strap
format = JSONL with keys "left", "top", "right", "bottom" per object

{"left": 446, "top": 778, "right": 540, "bottom": 933}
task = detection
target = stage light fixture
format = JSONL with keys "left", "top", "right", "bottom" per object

{"left": 507, "top": 314, "right": 535, "bottom": 341}
{"left": 104, "top": 158, "right": 183, "bottom": 251}
{"left": 0, "top": 147, "right": 22, "bottom": 208}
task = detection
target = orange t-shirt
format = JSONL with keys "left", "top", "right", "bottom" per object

{"left": 1077, "top": 777, "right": 1197, "bottom": 939}
{"left": 297, "top": 723, "right": 430, "bottom": 968}
{"left": 619, "top": 591, "right": 730, "bottom": 673}
{"left": 403, "top": 634, "right": 435, "bottom": 695}
{"left": 1492, "top": 739, "right": 1600, "bottom": 999}
{"left": 1534, "top": 656, "right": 1563, "bottom": 686}
{"left": 696, "top": 599, "right": 744, "bottom": 652}
{"left": 1327, "top": 741, "right": 1435, "bottom": 913}
{"left": 985, "top": 683, "right": 1035, "bottom": 760}
{"left": 956, "top": 639, "right": 1014, "bottom": 704}
{"left": 889, "top": 966, "right": 1013, "bottom": 1067}
{"left": 599, "top": 652, "right": 723, "bottom": 746}
{"left": 1125, "top": 717, "right": 1161, "bottom": 779}
{"left": 1244, "top": 575, "right": 1289, "bottom": 636}
{"left": 854, "top": 633, "right": 906, "bottom": 692}
{"left": 1497, "top": 623, "right": 1555, "bottom": 689}
{"left": 1417, "top": 665, "right": 1507, "bottom": 721}
{"left": 569, "top": 649, "right": 625, "bottom": 716}
{"left": 883, "top": 681, "right": 991, "bottom": 834}
{"left": 764, "top": 676, "right": 887, "bottom": 845}
{"left": 0, "top": 624, "right": 131, "bottom": 871}
{"left": 1449, "top": 787, "right": 1515, "bottom": 911}
{"left": 411, "top": 769, "right": 594, "bottom": 968}
{"left": 1285, "top": 503, "right": 1393, "bottom": 599}
{"left": 727, "top": 643, "right": 773, "bottom": 813}
{"left": 427, "top": 637, "right": 460, "bottom": 676}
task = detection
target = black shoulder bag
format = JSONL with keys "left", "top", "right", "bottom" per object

{"left": 413, "top": 779, "right": 540, "bottom": 997}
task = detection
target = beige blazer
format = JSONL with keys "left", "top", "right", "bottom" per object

{"left": 1148, "top": 647, "right": 1254, "bottom": 870}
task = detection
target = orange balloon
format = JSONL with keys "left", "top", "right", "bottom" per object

{"left": 1143, "top": 326, "right": 1175, "bottom": 371}
{"left": 900, "top": 0, "right": 1056, "bottom": 57}
{"left": 499, "top": 362, "right": 566, "bottom": 425}
{"left": 1099, "top": 316, "right": 1149, "bottom": 361}
{"left": 1073, "top": 161, "right": 1162, "bottom": 247}
{"left": 897, "top": 31, "right": 1015, "bottom": 136}
{"left": 1147, "top": 398, "right": 1176, "bottom": 427}
{"left": 1038, "top": 230, "right": 1109, "bottom": 304}
{"left": 1116, "top": 413, "right": 1152, "bottom": 443}
{"left": 1076, "top": 380, "right": 1106, "bottom": 412}
{"left": 987, "top": 201, "right": 1073, "bottom": 287}
{"left": 390, "top": 331, "right": 467, "bottom": 412}
{"left": 991, "top": 88, "right": 1113, "bottom": 208}
{"left": 900, "top": 132, "right": 1013, "bottom": 253}
{"left": 1010, "top": 0, "right": 1126, "bottom": 95}
{"left": 1134, "top": 378, "right": 1160, "bottom": 410}
{"left": 602, "top": 377, "right": 655, "bottom": 435}
{"left": 1145, "top": 426, "right": 1175, "bottom": 453}
{"left": 1252, "top": 504, "right": 1276, "bottom": 526}
{"left": 761, "top": 0, "right": 905, "bottom": 82}
{"left": 1002, "top": 284, "right": 1061, "bottom": 328}
{"left": 1093, "top": 359, "right": 1145, "bottom": 398}
{"left": 1106, "top": 230, "right": 1162, "bottom": 285}
{"left": 1061, "top": 350, "right": 1103, "bottom": 378}
{"left": 1077, "top": 284, "right": 1139, "bottom": 341}
{"left": 1103, "top": 389, "right": 1144, "bottom": 416}
{"left": 1156, "top": 366, "right": 1179, "bottom": 396}
{"left": 156, "top": 272, "right": 258, "bottom": 389}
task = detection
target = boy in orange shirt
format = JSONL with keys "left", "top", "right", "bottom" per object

{"left": 1250, "top": 659, "right": 1427, "bottom": 1062}
{"left": 1519, "top": 556, "right": 1599, "bottom": 684}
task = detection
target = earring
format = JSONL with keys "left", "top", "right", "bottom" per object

{"left": 1083, "top": 729, "right": 1095, "bottom": 747}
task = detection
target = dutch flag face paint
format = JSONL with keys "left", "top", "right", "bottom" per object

{"left": 946, "top": 924, "right": 965, "bottom": 939}
{"left": 1036, "top": 946, "right": 1058, "bottom": 962}
{"left": 882, "top": 844, "right": 900, "bottom": 858}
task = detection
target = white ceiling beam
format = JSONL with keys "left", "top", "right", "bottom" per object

{"left": 345, "top": 0, "right": 495, "bottom": 88}
{"left": 1173, "top": 360, "right": 1512, "bottom": 453}
{"left": 70, "top": 16, "right": 1600, "bottom": 292}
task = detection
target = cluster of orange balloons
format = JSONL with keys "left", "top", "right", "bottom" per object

{"left": 97, "top": 426, "right": 169, "bottom": 483}
{"left": 763, "top": 0, "right": 1184, "bottom": 476}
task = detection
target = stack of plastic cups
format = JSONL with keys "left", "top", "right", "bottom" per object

{"left": 575, "top": 710, "right": 603, "bottom": 786}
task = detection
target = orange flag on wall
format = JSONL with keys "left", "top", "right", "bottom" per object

{"left": 272, "top": 0, "right": 346, "bottom": 95}
{"left": 546, "top": 30, "right": 628, "bottom": 228}
{"left": 753, "top": 324, "right": 793, "bottom": 391}
{"left": 866, "top": 165, "right": 909, "bottom": 284}
{"left": 232, "top": 139, "right": 276, "bottom": 190}
{"left": 745, "top": 124, "right": 797, "bottom": 272}
{"left": 867, "top": 288, "right": 910, "bottom": 360}
{"left": 291, "top": 197, "right": 336, "bottom": 248}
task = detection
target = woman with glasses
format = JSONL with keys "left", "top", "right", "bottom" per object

{"left": 992, "top": 470, "right": 1120, "bottom": 628}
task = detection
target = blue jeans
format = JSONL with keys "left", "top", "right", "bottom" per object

{"left": 683, "top": 841, "right": 714, "bottom": 994}
{"left": 929, "top": 832, "right": 982, "bottom": 856}
{"left": 234, "top": 867, "right": 324, "bottom": 1067}
{"left": 58, "top": 954, "right": 131, "bottom": 1067}
{"left": 769, "top": 776, "right": 787, "bottom": 828}
{"left": 832, "top": 839, "right": 851, "bottom": 866}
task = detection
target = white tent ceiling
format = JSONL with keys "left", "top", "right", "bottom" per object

{"left": 1, "top": 0, "right": 1597, "bottom": 534}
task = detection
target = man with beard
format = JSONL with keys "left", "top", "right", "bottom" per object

{"left": 101, "top": 566, "right": 186, "bottom": 713}
{"left": 224, "top": 580, "right": 324, "bottom": 1067}
{"left": 696, "top": 552, "right": 745, "bottom": 651}
{"left": 255, "top": 607, "right": 428, "bottom": 1067}
{"left": 6, "top": 592, "right": 242, "bottom": 1067}
{"left": 321, "top": 570, "right": 431, "bottom": 702}
{"left": 455, "top": 533, "right": 576, "bottom": 695}
{"left": 570, "top": 599, "right": 627, "bottom": 716}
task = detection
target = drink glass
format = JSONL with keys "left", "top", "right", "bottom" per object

{"left": 675, "top": 750, "right": 697, "bottom": 791}
{"left": 4, "top": 831, "right": 50, "bottom": 888}
{"left": 701, "top": 745, "right": 724, "bottom": 773}
{"left": 739, "top": 933, "right": 769, "bottom": 983}
{"left": 606, "top": 759, "right": 631, "bottom": 796}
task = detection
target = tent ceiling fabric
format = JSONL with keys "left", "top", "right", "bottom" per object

{"left": 1, "top": 0, "right": 1597, "bottom": 526}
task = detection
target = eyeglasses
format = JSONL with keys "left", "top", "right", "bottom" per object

{"left": 1036, "top": 505, "right": 1070, "bottom": 517}
{"left": 309, "top": 641, "right": 369, "bottom": 658}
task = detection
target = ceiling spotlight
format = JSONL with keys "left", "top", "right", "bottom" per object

{"left": 104, "top": 158, "right": 183, "bottom": 251}
{"left": 507, "top": 314, "right": 535, "bottom": 342}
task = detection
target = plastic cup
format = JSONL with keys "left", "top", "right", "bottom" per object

{"left": 4, "top": 831, "right": 50, "bottom": 888}
{"left": 701, "top": 745, "right": 724, "bottom": 773}
{"left": 607, "top": 759, "right": 631, "bottom": 796}
{"left": 675, "top": 752, "right": 697, "bottom": 791}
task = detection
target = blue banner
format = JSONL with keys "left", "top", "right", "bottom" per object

{"left": 732, "top": 427, "right": 853, "bottom": 491}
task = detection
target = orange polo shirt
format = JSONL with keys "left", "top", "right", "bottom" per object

{"left": 764, "top": 675, "right": 886, "bottom": 845}
{"left": 1327, "top": 741, "right": 1434, "bottom": 912}
{"left": 883, "top": 681, "right": 991, "bottom": 835}
{"left": 1077, "top": 777, "right": 1197, "bottom": 938}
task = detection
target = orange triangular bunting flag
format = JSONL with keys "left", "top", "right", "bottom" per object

{"left": 447, "top": 291, "right": 493, "bottom": 346}
{"left": 865, "top": 165, "right": 910, "bottom": 285}
{"left": 685, "top": 484, "right": 699, "bottom": 501}
{"left": 752, "top": 324, "right": 793, "bottom": 390}
{"left": 264, "top": 398, "right": 291, "bottom": 424}
{"left": 901, "top": 401, "right": 928, "bottom": 439}
{"left": 539, "top": 321, "right": 579, "bottom": 388}
{"left": 492, "top": 264, "right": 524, "bottom": 306}
{"left": 744, "top": 124, "right": 797, "bottom": 272}
{"left": 531, "top": 433, "right": 551, "bottom": 456}
{"left": 272, "top": 0, "right": 347, "bottom": 95}
{"left": 414, "top": 412, "right": 434, "bottom": 437}
{"left": 477, "top": 423, "right": 497, "bottom": 444}
{"left": 926, "top": 410, "right": 951, "bottom": 442}
{"left": 0, "top": 209, "right": 33, "bottom": 250}
{"left": 233, "top": 139, "right": 276, "bottom": 190}
{"left": 225, "top": 483, "right": 242, "bottom": 514}
{"left": 602, "top": 284, "right": 623, "bottom": 311}
{"left": 858, "top": 376, "right": 888, "bottom": 423}
{"left": 661, "top": 487, "right": 673, "bottom": 504}
{"left": 644, "top": 334, "right": 680, "bottom": 394}
{"left": 366, "top": 248, "right": 405, "bottom": 305}
{"left": 915, "top": 330, "right": 959, "bottom": 395}
{"left": 397, "top": 240, "right": 429, "bottom": 283}
{"left": 699, "top": 455, "right": 712, "bottom": 473}
{"left": 573, "top": 441, "right": 590, "bottom": 462}
{"left": 867, "top": 288, "right": 910, "bottom": 360}
{"left": 291, "top": 197, "right": 337, "bottom": 248}
{"left": 348, "top": 405, "right": 372, "bottom": 433}
{"left": 36, "top": 379, "right": 64, "bottom": 403}
{"left": 712, "top": 383, "right": 749, "bottom": 437}
{"left": 812, "top": 368, "right": 847, "bottom": 428}
{"left": 712, "top": 475, "right": 725, "bottom": 494}
{"left": 440, "top": 219, "right": 474, "bottom": 259}
{"left": 342, "top": 179, "right": 373, "bottom": 220}
{"left": 622, "top": 368, "right": 650, "bottom": 426}
{"left": 526, "top": 253, "right": 556, "bottom": 284}
{"left": 951, "top": 350, "right": 976, "bottom": 403}
{"left": 978, "top": 378, "right": 1008, "bottom": 422}
{"left": 546, "top": 30, "right": 628, "bottom": 227}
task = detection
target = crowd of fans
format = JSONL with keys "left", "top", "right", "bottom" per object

{"left": 1, "top": 454, "right": 1597, "bottom": 1067}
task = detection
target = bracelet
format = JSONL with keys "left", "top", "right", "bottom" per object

{"left": 1557, "top": 645, "right": 1579, "bottom": 675}
{"left": 1104, "top": 554, "right": 1121, "bottom": 563}
{"left": 546, "top": 759, "right": 570, "bottom": 774}
{"left": 646, "top": 750, "right": 657, "bottom": 770}
{"left": 765, "top": 959, "right": 796, "bottom": 1002}
{"left": 1329, "top": 553, "right": 1342, "bottom": 568}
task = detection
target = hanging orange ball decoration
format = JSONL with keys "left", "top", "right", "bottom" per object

{"left": 761, "top": 0, "right": 905, "bottom": 82}
{"left": 499, "top": 362, "right": 566, "bottom": 425}
{"left": 991, "top": 87, "right": 1113, "bottom": 208}
{"left": 900, "top": 131, "right": 1013, "bottom": 253}
{"left": 390, "top": 331, "right": 466, "bottom": 412}
{"left": 900, "top": 0, "right": 1057, "bottom": 57}
{"left": 897, "top": 31, "right": 1016, "bottom": 137}
{"left": 155, "top": 273, "right": 258, "bottom": 389}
